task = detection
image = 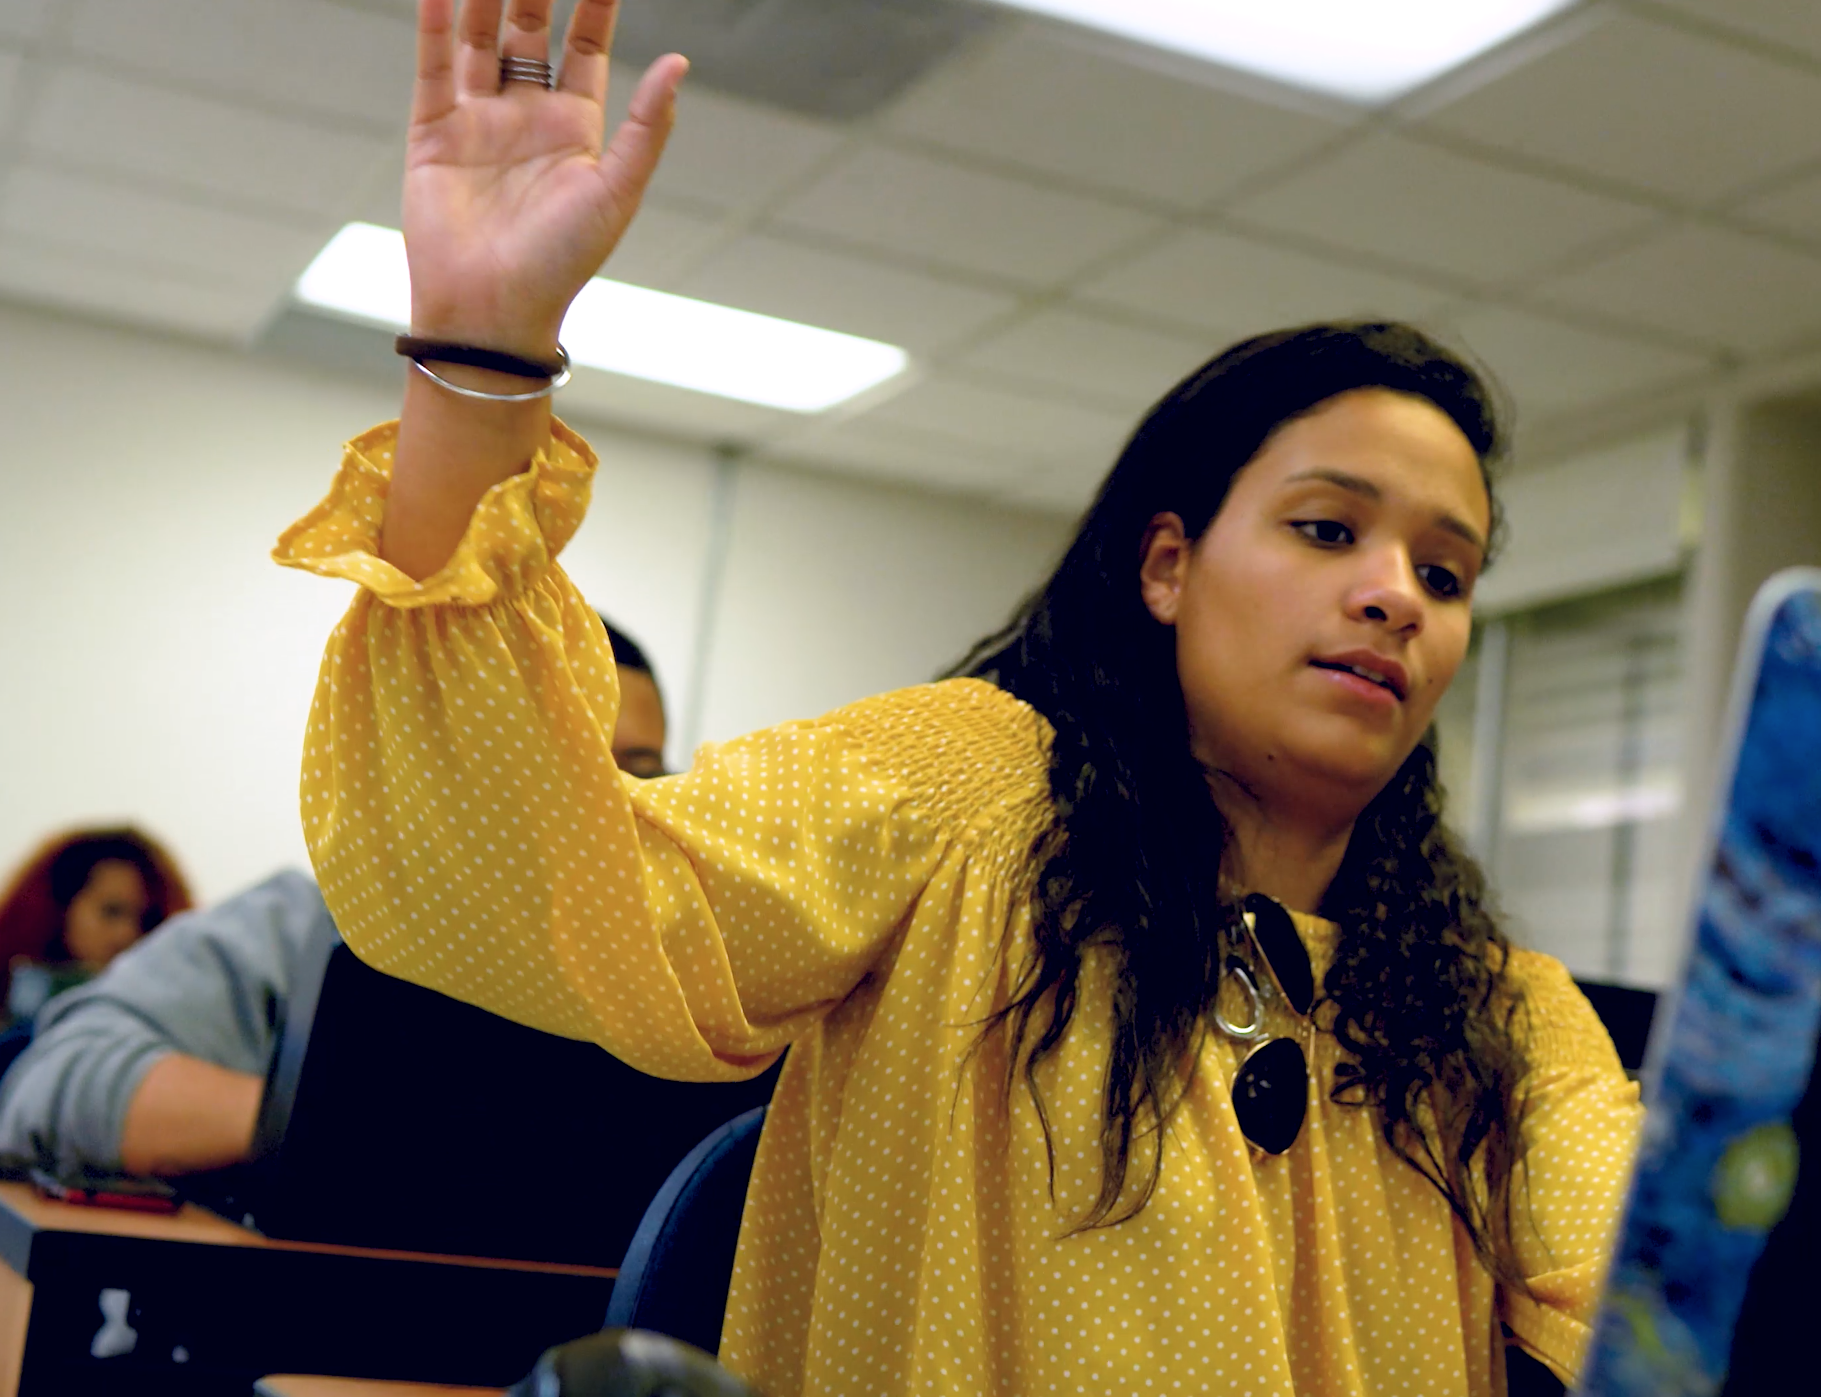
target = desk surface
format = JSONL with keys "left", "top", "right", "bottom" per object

{"left": 0, "top": 1180, "right": 616, "bottom": 1395}
{"left": 0, "top": 1183, "right": 615, "bottom": 1277}
{"left": 259, "top": 1379, "right": 502, "bottom": 1397}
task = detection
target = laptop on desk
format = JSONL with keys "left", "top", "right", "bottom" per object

{"left": 234, "top": 938, "right": 781, "bottom": 1270}
{"left": 1576, "top": 568, "right": 1821, "bottom": 1396}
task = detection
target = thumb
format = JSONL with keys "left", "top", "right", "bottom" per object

{"left": 597, "top": 55, "right": 688, "bottom": 212}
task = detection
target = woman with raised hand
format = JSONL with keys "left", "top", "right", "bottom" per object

{"left": 276, "top": 3, "right": 1641, "bottom": 1393}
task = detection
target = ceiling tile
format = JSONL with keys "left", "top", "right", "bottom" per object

{"left": 676, "top": 233, "right": 1017, "bottom": 356}
{"left": 1652, "top": 0, "right": 1821, "bottom": 62}
{"left": 351, "top": 143, "right": 407, "bottom": 229}
{"left": 0, "top": 45, "right": 21, "bottom": 134}
{"left": 0, "top": 165, "right": 331, "bottom": 291}
{"left": 1534, "top": 224, "right": 1821, "bottom": 356}
{"left": 862, "top": 375, "right": 1134, "bottom": 468}
{"left": 608, "top": 62, "right": 846, "bottom": 216}
{"left": 25, "top": 67, "right": 392, "bottom": 219}
{"left": 601, "top": 201, "right": 732, "bottom": 290}
{"left": 558, "top": 367, "right": 799, "bottom": 447}
{"left": 0, "top": 236, "right": 277, "bottom": 340}
{"left": 1420, "top": 13, "right": 1821, "bottom": 205}
{"left": 953, "top": 305, "right": 1216, "bottom": 410}
{"left": 768, "top": 418, "right": 1035, "bottom": 496}
{"left": 884, "top": 26, "right": 1345, "bottom": 210}
{"left": 1230, "top": 134, "right": 1658, "bottom": 289}
{"left": 0, "top": 0, "right": 53, "bottom": 42}
{"left": 772, "top": 146, "right": 1158, "bottom": 287}
{"left": 1078, "top": 226, "right": 1455, "bottom": 337}
{"left": 1442, "top": 304, "right": 1713, "bottom": 418}
{"left": 1730, "top": 170, "right": 1821, "bottom": 247}
{"left": 69, "top": 0, "right": 415, "bottom": 129}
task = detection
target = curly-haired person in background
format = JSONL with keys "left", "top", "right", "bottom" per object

{"left": 0, "top": 827, "right": 193, "bottom": 1018}
{"left": 273, "top": 4, "right": 1643, "bottom": 1395}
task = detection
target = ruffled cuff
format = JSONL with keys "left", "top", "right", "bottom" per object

{"left": 271, "top": 418, "right": 597, "bottom": 608}
{"left": 1504, "top": 1261, "right": 1603, "bottom": 1384}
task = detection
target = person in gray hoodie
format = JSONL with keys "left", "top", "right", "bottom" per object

{"left": 0, "top": 618, "right": 669, "bottom": 1178}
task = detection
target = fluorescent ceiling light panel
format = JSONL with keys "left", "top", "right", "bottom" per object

{"left": 294, "top": 223, "right": 909, "bottom": 413}
{"left": 983, "top": 1, "right": 1580, "bottom": 102}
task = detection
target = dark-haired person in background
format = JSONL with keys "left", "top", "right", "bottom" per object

{"left": 602, "top": 618, "right": 667, "bottom": 778}
{"left": 273, "top": 5, "right": 1640, "bottom": 1394}
{"left": 0, "top": 827, "right": 193, "bottom": 1016}
{"left": 0, "top": 619, "right": 669, "bottom": 1178}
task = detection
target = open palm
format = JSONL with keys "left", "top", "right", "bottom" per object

{"left": 403, "top": 0, "right": 686, "bottom": 355}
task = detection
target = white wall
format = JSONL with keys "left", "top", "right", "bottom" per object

{"left": 1680, "top": 392, "right": 1821, "bottom": 884}
{"left": 695, "top": 458, "right": 1063, "bottom": 742}
{"left": 1476, "top": 426, "right": 1692, "bottom": 616}
{"left": 0, "top": 302, "right": 1071, "bottom": 902}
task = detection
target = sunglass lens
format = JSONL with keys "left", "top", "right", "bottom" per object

{"left": 1243, "top": 894, "right": 1316, "bottom": 1016}
{"left": 1232, "top": 1036, "right": 1308, "bottom": 1155}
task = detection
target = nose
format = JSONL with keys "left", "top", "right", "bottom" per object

{"left": 1344, "top": 546, "right": 1425, "bottom": 635}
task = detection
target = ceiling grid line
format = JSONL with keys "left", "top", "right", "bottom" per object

{"left": 10, "top": 0, "right": 1821, "bottom": 511}
{"left": 1620, "top": 0, "right": 1821, "bottom": 73}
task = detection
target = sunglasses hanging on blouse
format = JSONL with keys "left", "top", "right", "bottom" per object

{"left": 1214, "top": 893, "right": 1318, "bottom": 1155}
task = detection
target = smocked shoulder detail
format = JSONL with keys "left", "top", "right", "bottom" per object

{"left": 821, "top": 678, "right": 1054, "bottom": 852}
{"left": 1508, "top": 948, "right": 1626, "bottom": 1077}
{"left": 272, "top": 419, "right": 597, "bottom": 607}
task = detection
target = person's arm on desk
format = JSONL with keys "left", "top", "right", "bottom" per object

{"left": 0, "top": 871, "right": 337, "bottom": 1176}
{"left": 118, "top": 1055, "right": 263, "bottom": 1176}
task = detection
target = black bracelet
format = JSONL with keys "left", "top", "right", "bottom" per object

{"left": 394, "top": 335, "right": 568, "bottom": 381}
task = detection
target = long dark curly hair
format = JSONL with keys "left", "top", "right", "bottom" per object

{"left": 954, "top": 322, "right": 1534, "bottom": 1287}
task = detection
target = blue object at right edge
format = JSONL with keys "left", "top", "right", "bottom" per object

{"left": 1578, "top": 577, "right": 1821, "bottom": 1397}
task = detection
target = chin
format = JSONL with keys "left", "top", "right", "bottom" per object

{"left": 1275, "top": 729, "right": 1412, "bottom": 800}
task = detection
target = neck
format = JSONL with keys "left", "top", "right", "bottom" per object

{"left": 1206, "top": 772, "right": 1357, "bottom": 916}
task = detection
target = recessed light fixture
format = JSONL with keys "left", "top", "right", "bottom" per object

{"left": 982, "top": 0, "right": 1580, "bottom": 102}
{"left": 294, "top": 222, "right": 910, "bottom": 413}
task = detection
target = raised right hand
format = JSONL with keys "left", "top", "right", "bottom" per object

{"left": 404, "top": 0, "right": 687, "bottom": 357}
{"left": 381, "top": 1, "right": 686, "bottom": 580}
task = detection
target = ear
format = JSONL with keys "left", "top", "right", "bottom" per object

{"left": 1139, "top": 512, "right": 1192, "bottom": 626}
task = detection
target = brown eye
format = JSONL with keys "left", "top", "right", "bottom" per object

{"left": 1293, "top": 519, "right": 1353, "bottom": 546}
{"left": 1417, "top": 563, "right": 1462, "bottom": 599}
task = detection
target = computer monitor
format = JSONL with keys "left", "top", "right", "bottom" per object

{"left": 1577, "top": 568, "right": 1821, "bottom": 1395}
{"left": 240, "top": 941, "right": 782, "bottom": 1269}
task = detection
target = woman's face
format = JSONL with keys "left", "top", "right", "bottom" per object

{"left": 62, "top": 859, "right": 151, "bottom": 967}
{"left": 1140, "top": 387, "right": 1490, "bottom": 816}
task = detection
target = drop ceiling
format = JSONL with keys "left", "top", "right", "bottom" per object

{"left": 4, "top": 0, "right": 1821, "bottom": 512}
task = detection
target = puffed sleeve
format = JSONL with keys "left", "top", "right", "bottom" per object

{"left": 275, "top": 422, "right": 947, "bottom": 1082}
{"left": 1500, "top": 950, "right": 1646, "bottom": 1383}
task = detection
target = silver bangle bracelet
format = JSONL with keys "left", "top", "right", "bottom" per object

{"left": 409, "top": 355, "right": 573, "bottom": 402}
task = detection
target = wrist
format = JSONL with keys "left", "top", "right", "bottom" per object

{"left": 408, "top": 307, "right": 563, "bottom": 364}
{"left": 410, "top": 360, "right": 558, "bottom": 396}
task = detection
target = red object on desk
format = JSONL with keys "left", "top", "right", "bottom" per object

{"left": 29, "top": 1177, "right": 179, "bottom": 1216}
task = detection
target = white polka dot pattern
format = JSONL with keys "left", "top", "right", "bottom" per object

{"left": 275, "top": 422, "right": 1645, "bottom": 1397}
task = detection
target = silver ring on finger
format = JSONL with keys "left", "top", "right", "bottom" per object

{"left": 500, "top": 56, "right": 556, "bottom": 90}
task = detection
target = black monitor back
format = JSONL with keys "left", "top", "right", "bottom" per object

{"left": 1573, "top": 979, "right": 1659, "bottom": 1074}
{"left": 243, "top": 943, "right": 781, "bottom": 1269}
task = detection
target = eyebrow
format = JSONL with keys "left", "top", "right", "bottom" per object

{"left": 1283, "top": 467, "right": 1487, "bottom": 554}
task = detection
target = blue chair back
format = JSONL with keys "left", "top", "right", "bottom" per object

{"left": 0, "top": 1021, "right": 34, "bottom": 1084}
{"left": 604, "top": 1106, "right": 766, "bottom": 1355}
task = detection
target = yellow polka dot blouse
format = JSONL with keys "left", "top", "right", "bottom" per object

{"left": 277, "top": 422, "right": 1643, "bottom": 1397}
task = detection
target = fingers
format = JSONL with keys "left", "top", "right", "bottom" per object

{"left": 412, "top": 0, "right": 459, "bottom": 125}
{"left": 598, "top": 54, "right": 688, "bottom": 209}
{"left": 500, "top": 0, "right": 555, "bottom": 61}
{"left": 423, "top": 0, "right": 640, "bottom": 119}
{"left": 454, "top": 0, "right": 506, "bottom": 97}
{"left": 557, "top": 0, "right": 620, "bottom": 105}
